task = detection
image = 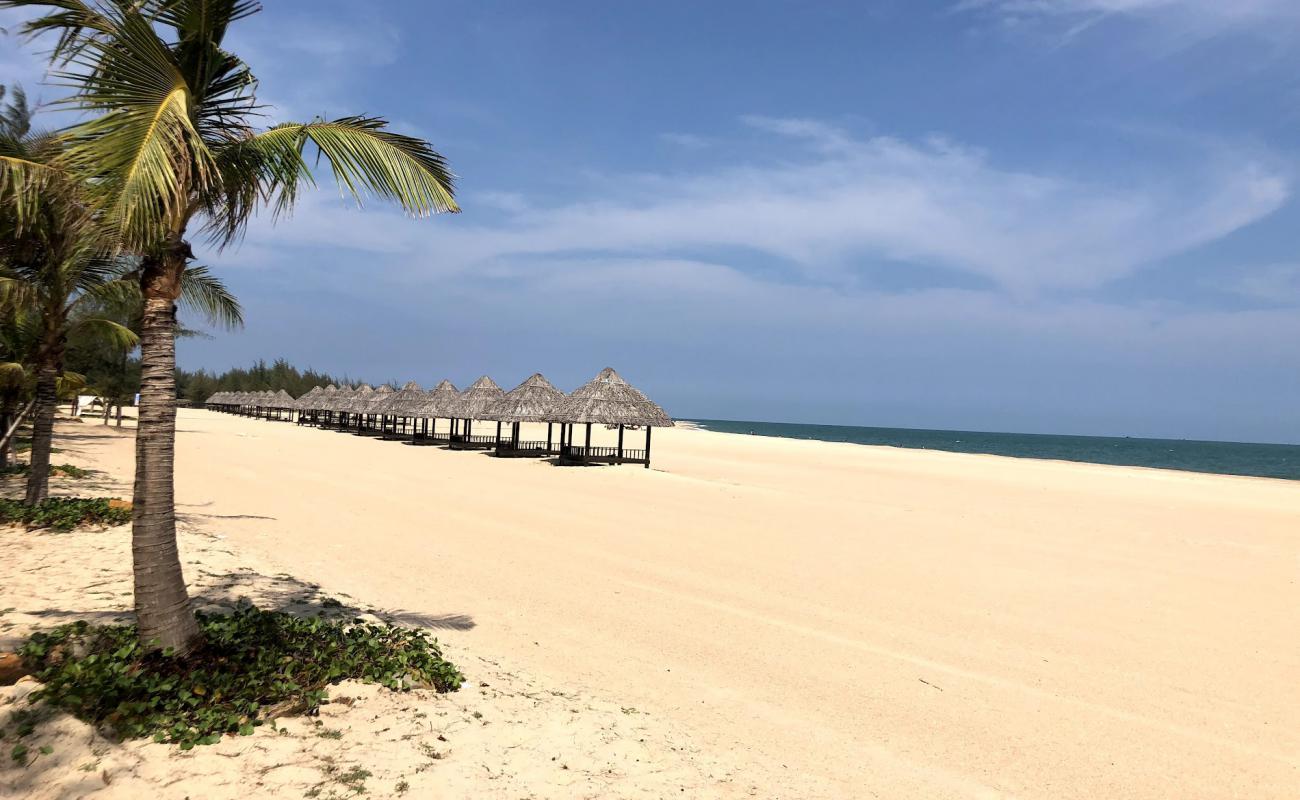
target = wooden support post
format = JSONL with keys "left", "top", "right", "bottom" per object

{"left": 585, "top": 423, "right": 592, "bottom": 465}
{"left": 547, "top": 422, "right": 553, "bottom": 453}
{"left": 645, "top": 426, "right": 652, "bottom": 468}
{"left": 617, "top": 424, "right": 624, "bottom": 461}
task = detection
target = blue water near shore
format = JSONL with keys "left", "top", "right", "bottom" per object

{"left": 684, "top": 419, "right": 1300, "bottom": 481}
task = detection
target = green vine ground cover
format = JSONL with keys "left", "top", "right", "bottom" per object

{"left": 16, "top": 606, "right": 464, "bottom": 751}
{"left": 0, "top": 498, "right": 131, "bottom": 531}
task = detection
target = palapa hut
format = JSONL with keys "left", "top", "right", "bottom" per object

{"left": 320, "top": 384, "right": 359, "bottom": 429}
{"left": 482, "top": 373, "right": 566, "bottom": 458}
{"left": 292, "top": 386, "right": 323, "bottom": 425}
{"left": 311, "top": 384, "right": 341, "bottom": 426}
{"left": 445, "top": 376, "right": 505, "bottom": 450}
{"left": 549, "top": 367, "right": 673, "bottom": 468}
{"left": 375, "top": 381, "right": 425, "bottom": 439}
{"left": 203, "top": 391, "right": 227, "bottom": 411}
{"left": 337, "top": 385, "right": 375, "bottom": 432}
{"left": 354, "top": 384, "right": 394, "bottom": 435}
{"left": 266, "top": 389, "right": 297, "bottom": 422}
{"left": 410, "top": 380, "right": 459, "bottom": 445}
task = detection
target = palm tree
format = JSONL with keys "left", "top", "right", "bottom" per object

{"left": 0, "top": 83, "right": 140, "bottom": 504}
{"left": 1, "top": 1, "right": 458, "bottom": 654}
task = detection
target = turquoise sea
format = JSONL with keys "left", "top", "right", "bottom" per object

{"left": 685, "top": 420, "right": 1300, "bottom": 481}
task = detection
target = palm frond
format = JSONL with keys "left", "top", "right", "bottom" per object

{"left": 55, "top": 4, "right": 216, "bottom": 250}
{"left": 0, "top": 154, "right": 60, "bottom": 227}
{"left": 0, "top": 275, "right": 41, "bottom": 312}
{"left": 0, "top": 0, "right": 119, "bottom": 65}
{"left": 179, "top": 264, "right": 242, "bottom": 329}
{"left": 201, "top": 116, "right": 458, "bottom": 246}
{"left": 56, "top": 369, "right": 86, "bottom": 395}
{"left": 0, "top": 361, "right": 28, "bottom": 390}
{"left": 70, "top": 316, "right": 139, "bottom": 349}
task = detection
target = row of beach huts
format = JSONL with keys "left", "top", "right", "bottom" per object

{"left": 203, "top": 367, "right": 673, "bottom": 468}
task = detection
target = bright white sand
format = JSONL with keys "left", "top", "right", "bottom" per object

{"left": 4, "top": 410, "right": 1299, "bottom": 798}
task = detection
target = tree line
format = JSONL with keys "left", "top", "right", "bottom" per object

{"left": 176, "top": 360, "right": 360, "bottom": 405}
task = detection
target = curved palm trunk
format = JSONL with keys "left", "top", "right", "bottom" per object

{"left": 132, "top": 261, "right": 201, "bottom": 654}
{"left": 24, "top": 359, "right": 59, "bottom": 504}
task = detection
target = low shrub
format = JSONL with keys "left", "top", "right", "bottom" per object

{"left": 0, "top": 463, "right": 91, "bottom": 479}
{"left": 0, "top": 497, "right": 131, "bottom": 531}
{"left": 20, "top": 606, "right": 463, "bottom": 749}
{"left": 51, "top": 464, "right": 91, "bottom": 479}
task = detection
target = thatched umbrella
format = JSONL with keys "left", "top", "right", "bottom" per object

{"left": 292, "top": 386, "right": 323, "bottom": 425}
{"left": 336, "top": 385, "right": 374, "bottom": 431}
{"left": 320, "top": 385, "right": 360, "bottom": 429}
{"left": 549, "top": 367, "right": 673, "bottom": 467}
{"left": 445, "top": 376, "right": 504, "bottom": 449}
{"left": 409, "top": 380, "right": 458, "bottom": 445}
{"left": 483, "top": 373, "right": 566, "bottom": 457}
{"left": 352, "top": 384, "right": 394, "bottom": 434}
{"left": 305, "top": 384, "right": 341, "bottom": 426}
{"left": 267, "top": 389, "right": 296, "bottom": 421}
{"left": 375, "top": 381, "right": 425, "bottom": 438}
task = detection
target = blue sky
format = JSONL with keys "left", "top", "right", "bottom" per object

{"left": 4, "top": 0, "right": 1299, "bottom": 442}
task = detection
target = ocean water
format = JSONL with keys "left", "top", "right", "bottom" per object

{"left": 685, "top": 419, "right": 1300, "bottom": 481}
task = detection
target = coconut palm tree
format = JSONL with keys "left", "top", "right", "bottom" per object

{"left": 1, "top": 0, "right": 458, "bottom": 654}
{"left": 0, "top": 82, "right": 141, "bottom": 503}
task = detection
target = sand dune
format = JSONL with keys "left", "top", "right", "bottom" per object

{"left": 4, "top": 411, "right": 1299, "bottom": 798}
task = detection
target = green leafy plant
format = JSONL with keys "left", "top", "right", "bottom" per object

{"left": 19, "top": 607, "right": 463, "bottom": 749}
{"left": 0, "top": 497, "right": 131, "bottom": 530}
{"left": 51, "top": 464, "right": 92, "bottom": 479}
{"left": 3, "top": 463, "right": 93, "bottom": 479}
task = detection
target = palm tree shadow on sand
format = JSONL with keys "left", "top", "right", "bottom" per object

{"left": 190, "top": 567, "right": 476, "bottom": 632}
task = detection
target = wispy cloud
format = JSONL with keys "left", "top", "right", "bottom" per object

{"left": 659, "top": 132, "right": 712, "bottom": 149}
{"left": 1223, "top": 263, "right": 1300, "bottom": 305}
{"left": 232, "top": 117, "right": 1289, "bottom": 295}
{"left": 957, "top": 0, "right": 1300, "bottom": 41}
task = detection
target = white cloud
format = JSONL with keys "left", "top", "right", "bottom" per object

{"left": 659, "top": 132, "right": 712, "bottom": 149}
{"left": 1225, "top": 263, "right": 1300, "bottom": 305}
{"left": 958, "top": 0, "right": 1300, "bottom": 40}
{"left": 233, "top": 118, "right": 1289, "bottom": 295}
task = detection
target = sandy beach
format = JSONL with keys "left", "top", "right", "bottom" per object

{"left": 3, "top": 410, "right": 1298, "bottom": 798}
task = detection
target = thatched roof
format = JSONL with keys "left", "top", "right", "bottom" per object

{"left": 410, "top": 380, "right": 459, "bottom": 418}
{"left": 379, "top": 381, "right": 426, "bottom": 416}
{"left": 290, "top": 386, "right": 322, "bottom": 410}
{"left": 358, "top": 384, "right": 394, "bottom": 413}
{"left": 548, "top": 367, "right": 673, "bottom": 427}
{"left": 483, "top": 373, "right": 566, "bottom": 422}
{"left": 270, "top": 389, "right": 295, "bottom": 409}
{"left": 308, "top": 384, "right": 339, "bottom": 411}
{"left": 297, "top": 386, "right": 332, "bottom": 411}
{"left": 445, "top": 376, "right": 504, "bottom": 420}
{"left": 317, "top": 385, "right": 356, "bottom": 412}
{"left": 339, "top": 385, "right": 375, "bottom": 413}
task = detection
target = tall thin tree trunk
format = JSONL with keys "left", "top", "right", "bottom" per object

{"left": 103, "top": 399, "right": 111, "bottom": 424}
{"left": 132, "top": 257, "right": 201, "bottom": 654}
{"left": 24, "top": 358, "right": 59, "bottom": 505}
{"left": 0, "top": 398, "right": 13, "bottom": 469}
